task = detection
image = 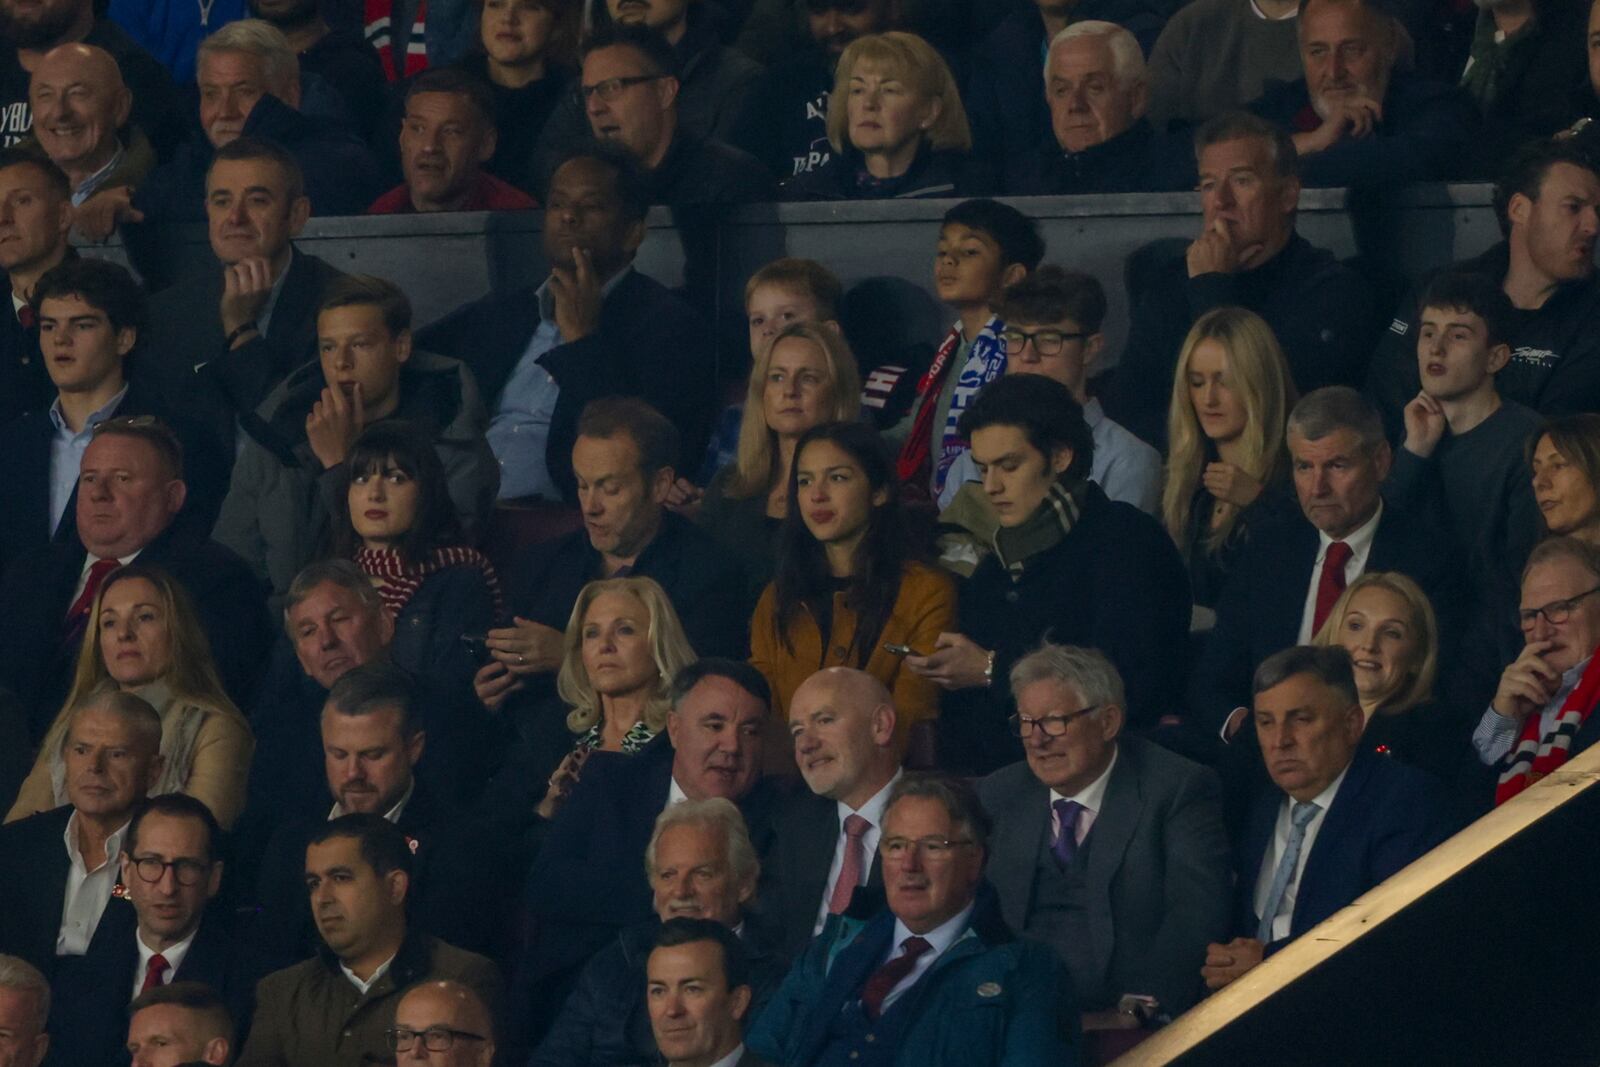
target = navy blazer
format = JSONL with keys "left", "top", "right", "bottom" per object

{"left": 1237, "top": 749, "right": 1456, "bottom": 949}
{"left": 1189, "top": 507, "right": 1464, "bottom": 737}
{"left": 757, "top": 789, "right": 887, "bottom": 963}
{"left": 0, "top": 805, "right": 76, "bottom": 975}
{"left": 45, "top": 900, "right": 256, "bottom": 1067}
{"left": 414, "top": 268, "right": 717, "bottom": 504}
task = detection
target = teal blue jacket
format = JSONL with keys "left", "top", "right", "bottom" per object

{"left": 746, "top": 887, "right": 1078, "bottom": 1067}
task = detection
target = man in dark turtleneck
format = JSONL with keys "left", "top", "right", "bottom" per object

{"left": 1106, "top": 110, "right": 1378, "bottom": 448}
{"left": 1005, "top": 20, "right": 1193, "bottom": 196}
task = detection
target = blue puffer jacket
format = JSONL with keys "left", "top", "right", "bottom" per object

{"left": 746, "top": 886, "right": 1078, "bottom": 1067}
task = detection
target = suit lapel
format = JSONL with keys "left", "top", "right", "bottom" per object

{"left": 1270, "top": 521, "right": 1320, "bottom": 646}
{"left": 1239, "top": 790, "right": 1279, "bottom": 933}
{"left": 988, "top": 775, "right": 1049, "bottom": 935}
{"left": 1084, "top": 748, "right": 1141, "bottom": 989}
{"left": 790, "top": 797, "right": 839, "bottom": 946}
{"left": 1293, "top": 753, "right": 1375, "bottom": 937}
{"left": 799, "top": 917, "right": 893, "bottom": 1063}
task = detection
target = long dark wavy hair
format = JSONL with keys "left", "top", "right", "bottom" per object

{"left": 773, "top": 421, "right": 909, "bottom": 665}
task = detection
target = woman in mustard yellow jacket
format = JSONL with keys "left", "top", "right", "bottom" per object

{"left": 750, "top": 421, "right": 956, "bottom": 735}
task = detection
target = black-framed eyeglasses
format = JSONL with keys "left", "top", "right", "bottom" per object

{"left": 880, "top": 835, "right": 975, "bottom": 861}
{"left": 129, "top": 855, "right": 213, "bottom": 887}
{"left": 386, "top": 1026, "right": 490, "bottom": 1053}
{"left": 1008, "top": 704, "right": 1102, "bottom": 738}
{"left": 1000, "top": 328, "right": 1090, "bottom": 357}
{"left": 576, "top": 74, "right": 665, "bottom": 105}
{"left": 1518, "top": 586, "right": 1600, "bottom": 629}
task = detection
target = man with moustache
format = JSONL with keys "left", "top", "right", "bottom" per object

{"left": 733, "top": 0, "right": 896, "bottom": 179}
{"left": 1108, "top": 110, "right": 1377, "bottom": 447}
{"left": 0, "top": 0, "right": 183, "bottom": 158}
{"left": 763, "top": 668, "right": 900, "bottom": 961}
{"left": 47, "top": 795, "right": 253, "bottom": 1067}
{"left": 418, "top": 144, "right": 717, "bottom": 504}
{"left": 1248, "top": 0, "right": 1478, "bottom": 187}
{"left": 530, "top": 799, "right": 783, "bottom": 1066}
{"left": 236, "top": 814, "right": 501, "bottom": 1067}
{"left": 0, "top": 145, "right": 71, "bottom": 423}
{"left": 1369, "top": 137, "right": 1600, "bottom": 431}
{"left": 0, "top": 692, "right": 165, "bottom": 976}
{"left": 252, "top": 663, "right": 508, "bottom": 970}
{"left": 516, "top": 660, "right": 778, "bottom": 1046}
{"left": 747, "top": 774, "right": 1077, "bottom": 1066}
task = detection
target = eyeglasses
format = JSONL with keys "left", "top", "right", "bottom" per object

{"left": 1518, "top": 586, "right": 1600, "bottom": 630}
{"left": 576, "top": 74, "right": 665, "bottom": 105}
{"left": 386, "top": 1027, "right": 489, "bottom": 1053}
{"left": 1008, "top": 704, "right": 1102, "bottom": 738}
{"left": 129, "top": 855, "right": 213, "bottom": 887}
{"left": 999, "top": 328, "right": 1090, "bottom": 357}
{"left": 880, "top": 835, "right": 974, "bottom": 861}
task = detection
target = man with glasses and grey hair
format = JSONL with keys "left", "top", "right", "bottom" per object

{"left": 747, "top": 773, "right": 1077, "bottom": 1066}
{"left": 979, "top": 642, "right": 1230, "bottom": 1026}
{"left": 1474, "top": 537, "right": 1600, "bottom": 804}
{"left": 48, "top": 794, "right": 252, "bottom": 1066}
{"left": 0, "top": 954, "right": 49, "bottom": 1067}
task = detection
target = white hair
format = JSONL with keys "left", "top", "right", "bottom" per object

{"left": 1047, "top": 20, "right": 1146, "bottom": 90}
{"left": 0, "top": 955, "right": 49, "bottom": 1032}
{"left": 197, "top": 19, "right": 299, "bottom": 98}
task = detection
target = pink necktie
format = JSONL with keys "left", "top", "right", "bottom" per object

{"left": 827, "top": 813, "right": 870, "bottom": 915}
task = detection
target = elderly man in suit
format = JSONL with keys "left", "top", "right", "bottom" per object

{"left": 748, "top": 774, "right": 1079, "bottom": 1067}
{"left": 649, "top": 919, "right": 776, "bottom": 1067}
{"left": 0, "top": 692, "right": 164, "bottom": 977}
{"left": 1203, "top": 645, "right": 1454, "bottom": 991}
{"left": 236, "top": 814, "right": 501, "bottom": 1066}
{"left": 763, "top": 668, "right": 902, "bottom": 961}
{"left": 979, "top": 643, "right": 1232, "bottom": 1024}
{"left": 47, "top": 794, "right": 252, "bottom": 1065}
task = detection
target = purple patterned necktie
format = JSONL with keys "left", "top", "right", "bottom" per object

{"left": 1051, "top": 799, "right": 1084, "bottom": 869}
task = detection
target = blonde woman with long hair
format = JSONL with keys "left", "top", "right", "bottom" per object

{"left": 528, "top": 575, "right": 695, "bottom": 819}
{"left": 700, "top": 318, "right": 862, "bottom": 594}
{"left": 6, "top": 563, "right": 254, "bottom": 827}
{"left": 1161, "top": 307, "right": 1297, "bottom": 609}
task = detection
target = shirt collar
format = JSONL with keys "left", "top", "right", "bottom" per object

{"left": 1294, "top": 762, "right": 1350, "bottom": 814}
{"left": 1316, "top": 499, "right": 1383, "bottom": 561}
{"left": 63, "top": 810, "right": 131, "bottom": 873}
{"left": 536, "top": 263, "right": 634, "bottom": 322}
{"left": 137, "top": 922, "right": 199, "bottom": 978}
{"left": 340, "top": 952, "right": 396, "bottom": 996}
{"left": 49, "top": 383, "right": 128, "bottom": 435}
{"left": 892, "top": 899, "right": 976, "bottom": 959}
{"left": 837, "top": 768, "right": 902, "bottom": 826}
{"left": 330, "top": 779, "right": 414, "bottom": 824}
{"left": 706, "top": 1044, "right": 748, "bottom": 1067}
{"left": 1081, "top": 396, "right": 1105, "bottom": 428}
{"left": 71, "top": 145, "right": 124, "bottom": 205}
{"left": 1049, "top": 744, "right": 1118, "bottom": 815}
{"left": 667, "top": 776, "right": 689, "bottom": 806}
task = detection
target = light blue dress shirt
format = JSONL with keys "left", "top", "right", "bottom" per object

{"left": 48, "top": 383, "right": 128, "bottom": 534}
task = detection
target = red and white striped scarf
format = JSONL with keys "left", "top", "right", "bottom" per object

{"left": 1495, "top": 649, "right": 1600, "bottom": 805}
{"left": 364, "top": 0, "right": 429, "bottom": 80}
{"left": 355, "top": 546, "right": 504, "bottom": 621}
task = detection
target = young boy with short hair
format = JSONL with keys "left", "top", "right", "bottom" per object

{"left": 890, "top": 198, "right": 1044, "bottom": 500}
{"left": 938, "top": 265, "right": 1161, "bottom": 515}
{"left": 1387, "top": 269, "right": 1543, "bottom": 595}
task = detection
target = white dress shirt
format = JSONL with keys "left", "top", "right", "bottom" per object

{"left": 1049, "top": 747, "right": 1118, "bottom": 846}
{"left": 341, "top": 953, "right": 396, "bottom": 995}
{"left": 1296, "top": 502, "right": 1383, "bottom": 643}
{"left": 58, "top": 813, "right": 130, "bottom": 956}
{"left": 330, "top": 780, "right": 415, "bottom": 823}
{"left": 667, "top": 777, "right": 689, "bottom": 807}
{"left": 706, "top": 1044, "right": 747, "bottom": 1067}
{"left": 72, "top": 549, "right": 141, "bottom": 602}
{"left": 812, "top": 771, "right": 902, "bottom": 934}
{"left": 878, "top": 900, "right": 977, "bottom": 1015}
{"left": 1251, "top": 766, "right": 1349, "bottom": 942}
{"left": 131, "top": 926, "right": 197, "bottom": 1000}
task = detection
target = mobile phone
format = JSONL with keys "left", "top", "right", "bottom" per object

{"left": 460, "top": 633, "right": 491, "bottom": 664}
{"left": 883, "top": 643, "right": 922, "bottom": 657}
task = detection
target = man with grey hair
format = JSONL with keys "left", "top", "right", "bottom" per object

{"left": 765, "top": 667, "right": 902, "bottom": 960}
{"left": 0, "top": 692, "right": 164, "bottom": 976}
{"left": 748, "top": 773, "right": 1078, "bottom": 1065}
{"left": 135, "top": 19, "right": 380, "bottom": 228}
{"left": 1247, "top": 0, "right": 1478, "bottom": 187}
{"left": 979, "top": 643, "right": 1230, "bottom": 1023}
{"left": 1192, "top": 386, "right": 1459, "bottom": 743}
{"left": 1203, "top": 645, "right": 1450, "bottom": 991}
{"left": 530, "top": 797, "right": 783, "bottom": 1066}
{"left": 1008, "top": 20, "right": 1194, "bottom": 195}
{"left": 0, "top": 954, "right": 49, "bottom": 1067}
{"left": 1107, "top": 110, "right": 1378, "bottom": 446}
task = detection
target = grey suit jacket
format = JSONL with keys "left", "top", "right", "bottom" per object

{"left": 978, "top": 735, "right": 1232, "bottom": 1015}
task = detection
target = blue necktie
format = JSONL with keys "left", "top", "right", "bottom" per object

{"left": 1051, "top": 799, "right": 1084, "bottom": 869}
{"left": 1257, "top": 801, "right": 1320, "bottom": 943}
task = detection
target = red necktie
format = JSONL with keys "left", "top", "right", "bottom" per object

{"left": 140, "top": 953, "right": 169, "bottom": 994}
{"left": 63, "top": 558, "right": 121, "bottom": 642}
{"left": 1312, "top": 541, "right": 1353, "bottom": 634}
{"left": 827, "top": 814, "right": 870, "bottom": 916}
{"left": 860, "top": 936, "right": 931, "bottom": 1021}
{"left": 17, "top": 305, "right": 35, "bottom": 329}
